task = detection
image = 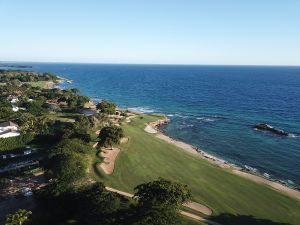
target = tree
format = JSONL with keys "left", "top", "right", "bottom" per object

{"left": 34, "top": 117, "right": 53, "bottom": 135}
{"left": 98, "top": 126, "right": 124, "bottom": 148}
{"left": 0, "top": 178, "right": 10, "bottom": 189}
{"left": 70, "top": 88, "right": 80, "bottom": 95}
{"left": 132, "top": 207, "right": 181, "bottom": 225}
{"left": 19, "top": 115, "right": 53, "bottom": 135}
{"left": 133, "top": 178, "right": 192, "bottom": 225}
{"left": 73, "top": 115, "right": 91, "bottom": 132}
{"left": 23, "top": 101, "right": 46, "bottom": 116}
{"left": 76, "top": 95, "right": 90, "bottom": 108}
{"left": 19, "top": 113, "right": 35, "bottom": 128}
{"left": 96, "top": 100, "right": 116, "bottom": 114}
{"left": 0, "top": 107, "right": 13, "bottom": 119}
{"left": 67, "top": 97, "right": 77, "bottom": 108}
{"left": 81, "top": 182, "right": 121, "bottom": 216}
{"left": 49, "top": 152, "right": 87, "bottom": 184}
{"left": 134, "top": 178, "right": 191, "bottom": 208}
{"left": 45, "top": 138, "right": 91, "bottom": 195}
{"left": 5, "top": 209, "right": 32, "bottom": 225}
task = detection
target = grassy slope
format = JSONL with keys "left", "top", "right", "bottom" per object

{"left": 27, "top": 81, "right": 49, "bottom": 88}
{"left": 46, "top": 112, "right": 81, "bottom": 123}
{"left": 92, "top": 114, "right": 300, "bottom": 225}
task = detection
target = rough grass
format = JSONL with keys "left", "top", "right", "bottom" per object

{"left": 27, "top": 81, "right": 49, "bottom": 88}
{"left": 92, "top": 114, "right": 300, "bottom": 225}
{"left": 45, "top": 112, "right": 80, "bottom": 123}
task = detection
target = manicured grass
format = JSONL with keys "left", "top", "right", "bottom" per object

{"left": 27, "top": 81, "right": 49, "bottom": 88}
{"left": 46, "top": 112, "right": 80, "bottom": 123}
{"left": 92, "top": 114, "right": 300, "bottom": 225}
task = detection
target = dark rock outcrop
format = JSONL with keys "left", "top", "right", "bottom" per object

{"left": 253, "top": 123, "right": 289, "bottom": 136}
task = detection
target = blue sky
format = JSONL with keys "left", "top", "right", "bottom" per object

{"left": 0, "top": 0, "right": 299, "bottom": 65}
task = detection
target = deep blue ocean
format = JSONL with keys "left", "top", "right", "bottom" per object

{"left": 7, "top": 63, "right": 300, "bottom": 187}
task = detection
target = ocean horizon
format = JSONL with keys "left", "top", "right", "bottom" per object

{"left": 4, "top": 62, "right": 300, "bottom": 188}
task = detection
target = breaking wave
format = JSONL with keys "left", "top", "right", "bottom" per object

{"left": 128, "top": 106, "right": 155, "bottom": 114}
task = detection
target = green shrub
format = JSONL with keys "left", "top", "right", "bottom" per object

{"left": 0, "top": 133, "right": 34, "bottom": 151}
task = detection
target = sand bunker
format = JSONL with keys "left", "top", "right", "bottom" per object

{"left": 92, "top": 142, "right": 98, "bottom": 148}
{"left": 120, "top": 137, "right": 129, "bottom": 144}
{"left": 99, "top": 148, "right": 120, "bottom": 175}
{"left": 144, "top": 125, "right": 158, "bottom": 134}
{"left": 183, "top": 202, "right": 212, "bottom": 215}
{"left": 125, "top": 115, "right": 136, "bottom": 123}
{"left": 179, "top": 211, "right": 221, "bottom": 225}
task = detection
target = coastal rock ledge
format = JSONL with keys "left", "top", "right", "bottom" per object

{"left": 253, "top": 123, "right": 289, "bottom": 136}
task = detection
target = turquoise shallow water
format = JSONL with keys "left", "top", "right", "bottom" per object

{"left": 7, "top": 63, "right": 300, "bottom": 187}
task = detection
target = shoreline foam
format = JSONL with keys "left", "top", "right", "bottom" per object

{"left": 147, "top": 117, "right": 300, "bottom": 201}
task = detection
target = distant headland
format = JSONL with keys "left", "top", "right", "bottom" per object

{"left": 0, "top": 64, "right": 33, "bottom": 69}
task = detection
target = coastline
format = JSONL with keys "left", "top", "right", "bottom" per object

{"left": 56, "top": 76, "right": 300, "bottom": 201}
{"left": 46, "top": 77, "right": 66, "bottom": 89}
{"left": 147, "top": 117, "right": 300, "bottom": 201}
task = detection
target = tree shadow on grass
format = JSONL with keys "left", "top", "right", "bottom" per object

{"left": 211, "top": 213, "right": 291, "bottom": 225}
{"left": 92, "top": 162, "right": 105, "bottom": 179}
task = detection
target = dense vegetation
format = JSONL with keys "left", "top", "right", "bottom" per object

{"left": 96, "top": 100, "right": 116, "bottom": 114}
{"left": 0, "top": 133, "right": 34, "bottom": 151}
{"left": 35, "top": 177, "right": 192, "bottom": 225}
{"left": 0, "top": 70, "right": 57, "bottom": 83}
{"left": 98, "top": 126, "right": 124, "bottom": 148}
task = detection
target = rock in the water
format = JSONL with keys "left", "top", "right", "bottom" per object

{"left": 253, "top": 123, "right": 289, "bottom": 136}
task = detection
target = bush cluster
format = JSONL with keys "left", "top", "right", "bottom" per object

{"left": 0, "top": 133, "right": 34, "bottom": 151}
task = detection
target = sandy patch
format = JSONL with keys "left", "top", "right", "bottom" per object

{"left": 105, "top": 187, "right": 134, "bottom": 198}
{"left": 99, "top": 148, "right": 120, "bottom": 175}
{"left": 156, "top": 133, "right": 196, "bottom": 155}
{"left": 183, "top": 202, "right": 212, "bottom": 215}
{"left": 233, "top": 170, "right": 300, "bottom": 200}
{"left": 120, "top": 137, "right": 129, "bottom": 144}
{"left": 144, "top": 125, "right": 157, "bottom": 134}
{"left": 92, "top": 142, "right": 98, "bottom": 148}
{"left": 46, "top": 81, "right": 54, "bottom": 89}
{"left": 125, "top": 115, "right": 136, "bottom": 123}
{"left": 147, "top": 119, "right": 229, "bottom": 169}
{"left": 155, "top": 132, "right": 230, "bottom": 169}
{"left": 84, "top": 101, "right": 97, "bottom": 109}
{"left": 179, "top": 211, "right": 221, "bottom": 225}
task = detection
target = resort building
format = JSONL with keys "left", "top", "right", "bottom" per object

{"left": 7, "top": 95, "right": 19, "bottom": 103}
{"left": 0, "top": 121, "right": 20, "bottom": 138}
{"left": 12, "top": 106, "right": 19, "bottom": 112}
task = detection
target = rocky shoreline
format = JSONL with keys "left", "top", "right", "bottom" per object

{"left": 253, "top": 123, "right": 290, "bottom": 136}
{"left": 147, "top": 116, "right": 300, "bottom": 200}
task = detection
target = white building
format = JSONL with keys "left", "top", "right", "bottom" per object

{"left": 12, "top": 106, "right": 19, "bottom": 112}
{"left": 0, "top": 121, "right": 20, "bottom": 138}
{"left": 7, "top": 96, "right": 19, "bottom": 104}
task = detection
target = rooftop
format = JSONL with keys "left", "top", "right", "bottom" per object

{"left": 0, "top": 121, "right": 19, "bottom": 128}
